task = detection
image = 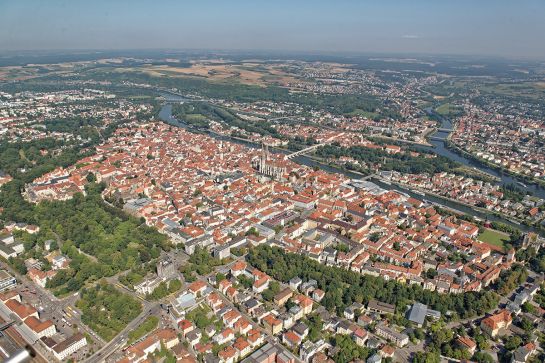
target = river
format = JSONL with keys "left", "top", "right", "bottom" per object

{"left": 157, "top": 94, "right": 543, "bottom": 236}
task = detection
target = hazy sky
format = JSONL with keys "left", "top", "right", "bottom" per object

{"left": 1, "top": 0, "right": 545, "bottom": 59}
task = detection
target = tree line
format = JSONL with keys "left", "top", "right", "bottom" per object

{"left": 246, "top": 245, "right": 499, "bottom": 319}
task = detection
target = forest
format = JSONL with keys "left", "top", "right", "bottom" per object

{"left": 172, "top": 102, "right": 281, "bottom": 137}
{"left": 39, "top": 183, "right": 170, "bottom": 295}
{"left": 315, "top": 144, "right": 460, "bottom": 175}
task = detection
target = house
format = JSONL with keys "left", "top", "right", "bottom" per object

{"left": 380, "top": 345, "right": 395, "bottom": 358}
{"left": 274, "top": 288, "right": 293, "bottom": 306}
{"left": 247, "top": 328, "right": 264, "bottom": 348}
{"left": 511, "top": 342, "right": 537, "bottom": 363}
{"left": 263, "top": 314, "right": 283, "bottom": 335}
{"left": 289, "top": 277, "right": 302, "bottom": 290}
{"left": 234, "top": 317, "right": 252, "bottom": 335}
{"left": 456, "top": 336, "right": 477, "bottom": 355}
{"left": 312, "top": 289, "right": 325, "bottom": 302}
{"left": 155, "top": 329, "right": 179, "bottom": 349}
{"left": 292, "top": 322, "right": 309, "bottom": 340}
{"left": 353, "top": 328, "right": 368, "bottom": 347}
{"left": 214, "top": 244, "right": 231, "bottom": 260}
{"left": 283, "top": 330, "right": 302, "bottom": 348}
{"left": 234, "top": 337, "right": 252, "bottom": 358}
{"left": 481, "top": 310, "right": 512, "bottom": 337}
{"left": 293, "top": 294, "right": 313, "bottom": 315}
{"left": 253, "top": 276, "right": 270, "bottom": 293}
{"left": 51, "top": 255, "right": 69, "bottom": 270}
{"left": 186, "top": 330, "right": 201, "bottom": 347}
{"left": 178, "top": 319, "right": 194, "bottom": 337}
{"left": 214, "top": 328, "right": 235, "bottom": 345}
{"left": 134, "top": 276, "right": 162, "bottom": 295}
{"left": 188, "top": 280, "right": 207, "bottom": 297}
{"left": 27, "top": 268, "right": 56, "bottom": 288}
{"left": 218, "top": 346, "right": 237, "bottom": 363}
{"left": 231, "top": 261, "right": 247, "bottom": 277}
{"left": 205, "top": 325, "right": 217, "bottom": 337}
{"left": 299, "top": 340, "right": 327, "bottom": 363}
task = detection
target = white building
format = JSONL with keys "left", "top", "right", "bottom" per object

{"left": 52, "top": 333, "right": 87, "bottom": 361}
{"left": 0, "top": 270, "right": 16, "bottom": 292}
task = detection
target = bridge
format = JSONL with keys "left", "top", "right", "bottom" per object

{"left": 429, "top": 136, "right": 445, "bottom": 141}
{"left": 437, "top": 128, "right": 453, "bottom": 132}
{"left": 286, "top": 133, "right": 343, "bottom": 159}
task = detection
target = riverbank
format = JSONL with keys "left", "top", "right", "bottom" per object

{"left": 445, "top": 139, "right": 545, "bottom": 189}
{"left": 423, "top": 109, "right": 545, "bottom": 198}
{"left": 383, "top": 178, "right": 528, "bottom": 226}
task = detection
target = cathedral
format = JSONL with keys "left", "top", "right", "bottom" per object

{"left": 252, "top": 144, "right": 287, "bottom": 180}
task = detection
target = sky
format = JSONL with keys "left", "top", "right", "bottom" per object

{"left": 1, "top": 0, "right": 545, "bottom": 59}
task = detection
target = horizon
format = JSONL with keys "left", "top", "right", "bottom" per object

{"left": 2, "top": 0, "right": 545, "bottom": 60}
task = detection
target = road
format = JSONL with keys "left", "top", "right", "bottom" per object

{"left": 83, "top": 248, "right": 190, "bottom": 363}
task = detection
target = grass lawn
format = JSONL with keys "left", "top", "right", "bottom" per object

{"left": 478, "top": 228, "right": 510, "bottom": 249}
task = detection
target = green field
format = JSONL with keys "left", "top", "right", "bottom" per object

{"left": 435, "top": 103, "right": 464, "bottom": 117}
{"left": 478, "top": 228, "right": 510, "bottom": 249}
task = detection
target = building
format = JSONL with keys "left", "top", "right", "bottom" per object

{"left": 375, "top": 324, "right": 409, "bottom": 347}
{"left": 274, "top": 288, "right": 293, "bottom": 306}
{"left": 23, "top": 316, "right": 56, "bottom": 339}
{"left": 214, "top": 244, "right": 231, "bottom": 260}
{"left": 456, "top": 336, "right": 477, "bottom": 355}
{"left": 4, "top": 299, "right": 38, "bottom": 320}
{"left": 0, "top": 270, "right": 16, "bottom": 292}
{"left": 289, "top": 277, "right": 302, "bottom": 291}
{"left": 407, "top": 302, "right": 441, "bottom": 327}
{"left": 253, "top": 144, "right": 287, "bottom": 180}
{"left": 134, "top": 276, "right": 162, "bottom": 295}
{"left": 367, "top": 299, "right": 395, "bottom": 315}
{"left": 27, "top": 268, "right": 56, "bottom": 288}
{"left": 172, "top": 292, "right": 197, "bottom": 315}
{"left": 157, "top": 257, "right": 176, "bottom": 279}
{"left": 263, "top": 314, "right": 283, "bottom": 335}
{"left": 480, "top": 310, "right": 512, "bottom": 337}
{"left": 241, "top": 342, "right": 295, "bottom": 363}
{"left": 52, "top": 333, "right": 87, "bottom": 361}
{"left": 367, "top": 353, "right": 382, "bottom": 363}
{"left": 511, "top": 342, "right": 537, "bottom": 363}
{"left": 121, "top": 329, "right": 179, "bottom": 362}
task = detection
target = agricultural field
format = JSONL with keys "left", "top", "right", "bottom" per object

{"left": 114, "top": 60, "right": 302, "bottom": 87}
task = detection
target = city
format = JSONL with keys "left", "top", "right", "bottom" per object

{"left": 0, "top": 1, "right": 545, "bottom": 363}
